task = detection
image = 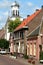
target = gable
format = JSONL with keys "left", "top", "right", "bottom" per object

{"left": 40, "top": 18, "right": 43, "bottom": 34}
{"left": 27, "top": 9, "right": 43, "bottom": 36}
{"left": 28, "top": 26, "right": 40, "bottom": 37}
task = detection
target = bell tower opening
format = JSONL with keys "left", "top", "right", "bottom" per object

{"left": 11, "top": 1, "right": 20, "bottom": 17}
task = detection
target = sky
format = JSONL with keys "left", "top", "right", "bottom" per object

{"left": 0, "top": 0, "right": 43, "bottom": 29}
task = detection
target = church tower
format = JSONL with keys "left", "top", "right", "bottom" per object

{"left": 10, "top": 1, "right": 23, "bottom": 21}
{"left": 11, "top": 1, "right": 19, "bottom": 17}
{"left": 5, "top": 1, "right": 23, "bottom": 40}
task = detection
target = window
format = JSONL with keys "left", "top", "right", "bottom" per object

{"left": 20, "top": 31, "right": 24, "bottom": 39}
{"left": 14, "top": 32, "right": 19, "bottom": 38}
{"left": 12, "top": 10, "right": 15, "bottom": 16}
{"left": 18, "top": 11, "right": 19, "bottom": 16}
{"left": 34, "top": 43, "right": 36, "bottom": 56}
{"left": 30, "top": 43, "right": 32, "bottom": 55}
{"left": 16, "top": 10, "right": 17, "bottom": 16}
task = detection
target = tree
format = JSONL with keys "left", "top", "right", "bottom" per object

{"left": 40, "top": 51, "right": 43, "bottom": 60}
{"left": 0, "top": 39, "right": 9, "bottom": 49}
{"left": 8, "top": 18, "right": 21, "bottom": 32}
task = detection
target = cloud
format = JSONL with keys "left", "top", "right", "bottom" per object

{"left": 0, "top": 0, "right": 12, "bottom": 8}
{"left": 27, "top": 2, "right": 33, "bottom": 7}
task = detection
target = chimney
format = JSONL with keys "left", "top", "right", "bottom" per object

{"left": 27, "top": 15, "right": 30, "bottom": 17}
{"left": 23, "top": 18, "right": 25, "bottom": 21}
{"left": 42, "top": 5, "right": 43, "bottom": 9}
{"left": 36, "top": 9, "right": 39, "bottom": 11}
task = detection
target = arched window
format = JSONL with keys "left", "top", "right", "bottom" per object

{"left": 18, "top": 11, "right": 19, "bottom": 16}
{"left": 12, "top": 10, "right": 15, "bottom": 16}
{"left": 16, "top": 10, "right": 17, "bottom": 16}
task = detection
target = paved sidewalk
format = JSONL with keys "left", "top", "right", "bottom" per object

{"left": 5, "top": 55, "right": 43, "bottom": 65}
{"left": 15, "top": 57, "right": 30, "bottom": 65}
{"left": 8, "top": 55, "right": 32, "bottom": 65}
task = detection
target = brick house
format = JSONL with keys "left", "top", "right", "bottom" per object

{"left": 10, "top": 6, "right": 43, "bottom": 60}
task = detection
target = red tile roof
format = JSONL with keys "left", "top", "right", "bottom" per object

{"left": 14, "top": 9, "right": 41, "bottom": 32}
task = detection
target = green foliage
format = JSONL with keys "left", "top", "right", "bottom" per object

{"left": 23, "top": 54, "right": 29, "bottom": 59}
{"left": 0, "top": 39, "right": 9, "bottom": 49}
{"left": 40, "top": 51, "right": 43, "bottom": 60}
{"left": 8, "top": 18, "right": 21, "bottom": 32}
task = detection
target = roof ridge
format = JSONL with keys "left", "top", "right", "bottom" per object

{"left": 27, "top": 9, "right": 41, "bottom": 24}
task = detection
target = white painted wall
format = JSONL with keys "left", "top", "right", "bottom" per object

{"left": 7, "top": 33, "right": 10, "bottom": 40}
{"left": 10, "top": 17, "right": 16, "bottom": 21}
{"left": 11, "top": 7, "right": 19, "bottom": 11}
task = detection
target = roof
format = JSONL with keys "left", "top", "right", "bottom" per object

{"left": 0, "top": 30, "right": 5, "bottom": 39}
{"left": 11, "top": 1, "right": 19, "bottom": 7}
{"left": 14, "top": 9, "right": 41, "bottom": 32}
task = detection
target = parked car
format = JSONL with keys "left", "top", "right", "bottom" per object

{"left": 0, "top": 49, "right": 6, "bottom": 54}
{"left": 40, "top": 60, "right": 43, "bottom": 63}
